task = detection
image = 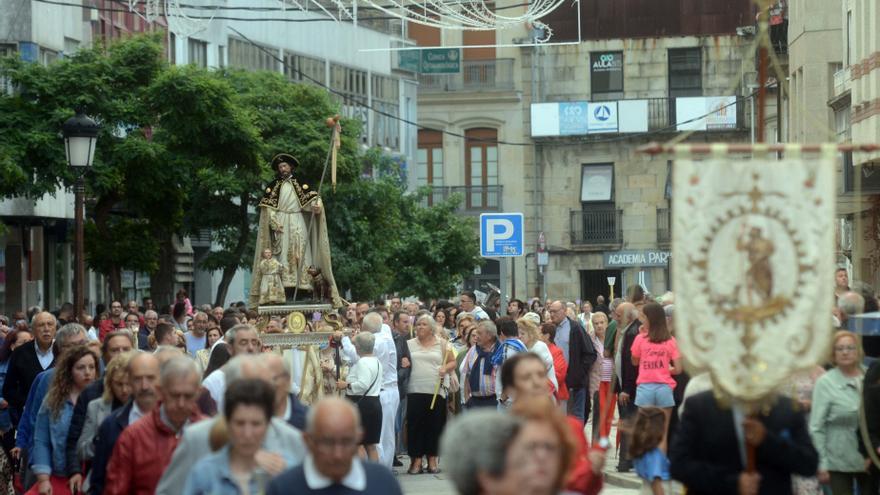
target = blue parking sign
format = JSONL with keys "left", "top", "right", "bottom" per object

{"left": 480, "top": 213, "right": 524, "bottom": 257}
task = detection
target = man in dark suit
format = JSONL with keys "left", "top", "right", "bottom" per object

{"left": 3, "top": 311, "right": 57, "bottom": 426}
{"left": 670, "top": 390, "right": 818, "bottom": 495}
{"left": 266, "top": 397, "right": 402, "bottom": 495}
{"left": 88, "top": 352, "right": 161, "bottom": 495}
{"left": 612, "top": 302, "right": 640, "bottom": 472}
{"left": 139, "top": 310, "right": 158, "bottom": 351}
{"left": 390, "top": 311, "right": 412, "bottom": 467}
{"left": 549, "top": 300, "right": 597, "bottom": 424}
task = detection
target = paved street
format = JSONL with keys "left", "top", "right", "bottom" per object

{"left": 397, "top": 471, "right": 641, "bottom": 494}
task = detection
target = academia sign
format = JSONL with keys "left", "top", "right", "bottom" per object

{"left": 603, "top": 249, "right": 670, "bottom": 268}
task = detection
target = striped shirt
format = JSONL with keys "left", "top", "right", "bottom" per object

{"left": 460, "top": 345, "right": 498, "bottom": 398}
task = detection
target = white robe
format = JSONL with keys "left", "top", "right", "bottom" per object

{"left": 270, "top": 181, "right": 315, "bottom": 290}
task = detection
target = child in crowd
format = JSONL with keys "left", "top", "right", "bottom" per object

{"left": 630, "top": 407, "right": 672, "bottom": 495}
{"left": 176, "top": 288, "right": 193, "bottom": 316}
{"left": 630, "top": 302, "right": 681, "bottom": 452}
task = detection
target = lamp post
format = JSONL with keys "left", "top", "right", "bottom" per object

{"left": 62, "top": 111, "right": 99, "bottom": 323}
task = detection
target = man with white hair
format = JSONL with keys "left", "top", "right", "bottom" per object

{"left": 200, "top": 323, "right": 262, "bottom": 414}
{"left": 4, "top": 311, "right": 58, "bottom": 424}
{"left": 104, "top": 356, "right": 204, "bottom": 494}
{"left": 139, "top": 310, "right": 158, "bottom": 351}
{"left": 836, "top": 290, "right": 865, "bottom": 329}
{"left": 613, "top": 301, "right": 641, "bottom": 473}
{"left": 341, "top": 311, "right": 398, "bottom": 468}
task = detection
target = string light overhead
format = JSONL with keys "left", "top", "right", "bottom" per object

{"left": 123, "top": 0, "right": 564, "bottom": 40}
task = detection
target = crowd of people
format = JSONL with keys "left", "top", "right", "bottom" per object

{"left": 0, "top": 271, "right": 876, "bottom": 494}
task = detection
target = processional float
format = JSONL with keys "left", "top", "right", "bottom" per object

{"left": 249, "top": 117, "right": 352, "bottom": 405}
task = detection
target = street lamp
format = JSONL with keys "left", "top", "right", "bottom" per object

{"left": 62, "top": 111, "right": 99, "bottom": 323}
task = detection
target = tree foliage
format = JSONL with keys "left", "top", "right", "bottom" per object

{"left": 324, "top": 151, "right": 481, "bottom": 301}
{"left": 0, "top": 35, "right": 172, "bottom": 298}
{"left": 0, "top": 35, "right": 480, "bottom": 305}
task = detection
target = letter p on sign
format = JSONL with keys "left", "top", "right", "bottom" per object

{"left": 486, "top": 219, "right": 513, "bottom": 251}
{"left": 480, "top": 213, "right": 524, "bottom": 257}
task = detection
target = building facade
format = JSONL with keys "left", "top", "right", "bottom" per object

{"left": 528, "top": 35, "right": 751, "bottom": 303}
{"left": 413, "top": 0, "right": 755, "bottom": 303}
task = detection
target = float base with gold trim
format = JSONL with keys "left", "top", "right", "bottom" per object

{"left": 256, "top": 303, "right": 345, "bottom": 350}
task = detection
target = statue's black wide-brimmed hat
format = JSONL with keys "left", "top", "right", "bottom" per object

{"left": 271, "top": 153, "right": 300, "bottom": 171}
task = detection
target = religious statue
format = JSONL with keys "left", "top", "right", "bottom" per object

{"left": 249, "top": 153, "right": 343, "bottom": 308}
{"left": 257, "top": 249, "right": 286, "bottom": 305}
{"left": 737, "top": 226, "right": 775, "bottom": 303}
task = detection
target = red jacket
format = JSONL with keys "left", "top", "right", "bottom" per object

{"left": 565, "top": 416, "right": 603, "bottom": 495}
{"left": 103, "top": 406, "right": 204, "bottom": 495}
{"left": 98, "top": 318, "right": 125, "bottom": 341}
{"left": 548, "top": 343, "right": 569, "bottom": 401}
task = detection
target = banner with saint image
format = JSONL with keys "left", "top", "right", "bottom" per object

{"left": 672, "top": 146, "right": 836, "bottom": 402}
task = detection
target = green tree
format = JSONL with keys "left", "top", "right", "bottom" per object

{"left": 392, "top": 192, "right": 481, "bottom": 300}
{"left": 0, "top": 35, "right": 261, "bottom": 302}
{"left": 323, "top": 177, "right": 404, "bottom": 300}
{"left": 0, "top": 35, "right": 169, "bottom": 297}
{"left": 143, "top": 64, "right": 262, "bottom": 304}
{"left": 0, "top": 35, "right": 480, "bottom": 306}
{"left": 324, "top": 149, "right": 480, "bottom": 301}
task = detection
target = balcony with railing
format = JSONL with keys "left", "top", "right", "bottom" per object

{"left": 422, "top": 185, "right": 503, "bottom": 213}
{"left": 570, "top": 209, "right": 623, "bottom": 247}
{"left": 419, "top": 59, "right": 515, "bottom": 92}
{"left": 646, "top": 98, "right": 672, "bottom": 131}
{"left": 833, "top": 66, "right": 851, "bottom": 99}
{"left": 656, "top": 208, "right": 671, "bottom": 246}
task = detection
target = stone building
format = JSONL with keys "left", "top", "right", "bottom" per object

{"left": 526, "top": 34, "right": 751, "bottom": 303}
{"left": 823, "top": 0, "right": 880, "bottom": 287}
{"left": 413, "top": 0, "right": 756, "bottom": 303}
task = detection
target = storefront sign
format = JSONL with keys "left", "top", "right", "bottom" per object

{"left": 676, "top": 96, "right": 737, "bottom": 131}
{"left": 397, "top": 50, "right": 420, "bottom": 73}
{"left": 559, "top": 102, "right": 589, "bottom": 135}
{"left": 420, "top": 49, "right": 461, "bottom": 74}
{"left": 587, "top": 101, "right": 618, "bottom": 133}
{"left": 603, "top": 249, "right": 670, "bottom": 267}
{"left": 590, "top": 52, "right": 623, "bottom": 94}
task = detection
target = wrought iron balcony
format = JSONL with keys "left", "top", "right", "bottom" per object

{"left": 657, "top": 208, "right": 671, "bottom": 245}
{"left": 570, "top": 209, "right": 623, "bottom": 246}
{"left": 620, "top": 98, "right": 744, "bottom": 132}
{"left": 419, "top": 59, "right": 515, "bottom": 92}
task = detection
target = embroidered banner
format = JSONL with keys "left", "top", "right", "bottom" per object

{"left": 672, "top": 146, "right": 836, "bottom": 402}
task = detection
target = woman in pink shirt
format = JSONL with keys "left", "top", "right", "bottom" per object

{"left": 630, "top": 302, "right": 681, "bottom": 452}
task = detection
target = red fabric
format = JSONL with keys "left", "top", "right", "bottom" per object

{"left": 103, "top": 406, "right": 204, "bottom": 495}
{"left": 564, "top": 416, "right": 603, "bottom": 495}
{"left": 597, "top": 380, "right": 617, "bottom": 439}
{"left": 98, "top": 318, "right": 126, "bottom": 341}
{"left": 25, "top": 475, "right": 71, "bottom": 495}
{"left": 547, "top": 343, "right": 569, "bottom": 401}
